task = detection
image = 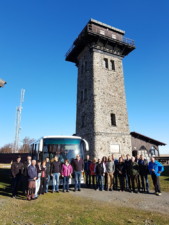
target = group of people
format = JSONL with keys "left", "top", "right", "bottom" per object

{"left": 11, "top": 154, "right": 84, "bottom": 200}
{"left": 84, "top": 154, "right": 164, "bottom": 196}
{"left": 11, "top": 153, "right": 164, "bottom": 201}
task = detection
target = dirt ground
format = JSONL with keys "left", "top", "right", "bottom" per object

{"left": 70, "top": 188, "right": 169, "bottom": 215}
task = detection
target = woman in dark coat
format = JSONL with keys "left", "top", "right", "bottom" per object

{"left": 40, "top": 161, "right": 47, "bottom": 195}
{"left": 116, "top": 157, "right": 125, "bottom": 191}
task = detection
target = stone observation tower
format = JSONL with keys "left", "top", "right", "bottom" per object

{"left": 66, "top": 19, "right": 135, "bottom": 158}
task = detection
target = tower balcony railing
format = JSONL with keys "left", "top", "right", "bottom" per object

{"left": 65, "top": 24, "right": 135, "bottom": 58}
{"left": 87, "top": 24, "right": 135, "bottom": 47}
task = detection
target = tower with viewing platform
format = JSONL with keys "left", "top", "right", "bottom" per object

{"left": 66, "top": 19, "right": 135, "bottom": 158}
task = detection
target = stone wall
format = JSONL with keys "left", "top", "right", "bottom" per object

{"left": 76, "top": 46, "right": 132, "bottom": 159}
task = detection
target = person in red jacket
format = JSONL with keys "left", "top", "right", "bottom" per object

{"left": 61, "top": 159, "right": 73, "bottom": 192}
{"left": 89, "top": 158, "right": 97, "bottom": 189}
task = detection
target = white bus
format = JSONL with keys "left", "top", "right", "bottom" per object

{"left": 30, "top": 135, "right": 89, "bottom": 163}
{"left": 30, "top": 136, "right": 89, "bottom": 185}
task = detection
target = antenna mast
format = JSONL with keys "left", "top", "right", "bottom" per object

{"left": 13, "top": 89, "right": 25, "bottom": 153}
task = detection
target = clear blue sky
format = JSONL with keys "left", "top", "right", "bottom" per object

{"left": 0, "top": 0, "right": 168, "bottom": 154}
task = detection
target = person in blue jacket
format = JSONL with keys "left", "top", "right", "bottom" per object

{"left": 148, "top": 157, "right": 164, "bottom": 196}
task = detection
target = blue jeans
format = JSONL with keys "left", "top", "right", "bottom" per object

{"left": 46, "top": 175, "right": 50, "bottom": 193}
{"left": 97, "top": 175, "right": 104, "bottom": 190}
{"left": 52, "top": 173, "right": 60, "bottom": 191}
{"left": 63, "top": 176, "right": 70, "bottom": 191}
{"left": 74, "top": 171, "right": 81, "bottom": 190}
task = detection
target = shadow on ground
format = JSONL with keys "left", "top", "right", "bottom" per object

{"left": 0, "top": 168, "right": 26, "bottom": 199}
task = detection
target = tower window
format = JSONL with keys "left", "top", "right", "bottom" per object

{"left": 111, "top": 113, "right": 116, "bottom": 126}
{"left": 112, "top": 34, "right": 116, "bottom": 39}
{"left": 110, "top": 60, "right": 115, "bottom": 71}
{"left": 103, "top": 58, "right": 108, "bottom": 69}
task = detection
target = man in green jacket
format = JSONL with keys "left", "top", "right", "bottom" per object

{"left": 130, "top": 156, "right": 139, "bottom": 193}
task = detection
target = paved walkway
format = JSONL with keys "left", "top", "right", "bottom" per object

{"left": 71, "top": 188, "right": 169, "bottom": 215}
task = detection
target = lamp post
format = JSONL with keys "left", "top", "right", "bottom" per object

{"left": 0, "top": 79, "right": 7, "bottom": 88}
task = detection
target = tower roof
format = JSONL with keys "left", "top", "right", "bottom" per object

{"left": 90, "top": 19, "right": 125, "bottom": 35}
{"left": 131, "top": 132, "right": 166, "bottom": 146}
{"left": 66, "top": 19, "right": 135, "bottom": 63}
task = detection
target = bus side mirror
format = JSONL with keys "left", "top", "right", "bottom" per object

{"left": 83, "top": 139, "right": 89, "bottom": 151}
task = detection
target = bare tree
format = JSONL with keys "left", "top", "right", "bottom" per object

{"left": 0, "top": 143, "right": 13, "bottom": 153}
{"left": 19, "top": 137, "right": 35, "bottom": 153}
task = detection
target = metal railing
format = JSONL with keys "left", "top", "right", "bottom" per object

{"left": 87, "top": 24, "right": 135, "bottom": 47}
{"left": 66, "top": 24, "right": 135, "bottom": 58}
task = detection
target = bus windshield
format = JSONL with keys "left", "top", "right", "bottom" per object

{"left": 42, "top": 138, "right": 83, "bottom": 163}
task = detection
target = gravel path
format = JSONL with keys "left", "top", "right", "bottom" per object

{"left": 71, "top": 188, "right": 169, "bottom": 215}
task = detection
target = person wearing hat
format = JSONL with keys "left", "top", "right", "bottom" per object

{"left": 11, "top": 155, "right": 24, "bottom": 198}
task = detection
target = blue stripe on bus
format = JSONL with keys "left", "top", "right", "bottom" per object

{"left": 43, "top": 138, "right": 81, "bottom": 145}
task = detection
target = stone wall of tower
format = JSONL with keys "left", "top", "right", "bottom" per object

{"left": 93, "top": 50, "right": 129, "bottom": 133}
{"left": 93, "top": 49, "right": 132, "bottom": 158}
{"left": 76, "top": 46, "right": 95, "bottom": 155}
{"left": 76, "top": 46, "right": 132, "bottom": 158}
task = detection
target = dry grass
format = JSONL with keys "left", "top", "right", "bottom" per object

{"left": 0, "top": 166, "right": 169, "bottom": 225}
{"left": 0, "top": 192, "right": 169, "bottom": 225}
